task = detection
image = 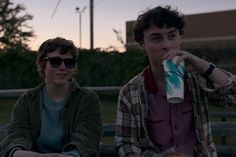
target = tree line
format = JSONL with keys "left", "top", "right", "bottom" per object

{"left": 0, "top": 48, "right": 236, "bottom": 89}
{"left": 0, "top": 0, "right": 34, "bottom": 50}
{"left": 0, "top": 49, "right": 149, "bottom": 89}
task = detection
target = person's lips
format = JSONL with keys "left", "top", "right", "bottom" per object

{"left": 56, "top": 73, "right": 67, "bottom": 77}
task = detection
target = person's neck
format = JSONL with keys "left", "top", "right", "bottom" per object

{"left": 45, "top": 83, "right": 69, "bottom": 102}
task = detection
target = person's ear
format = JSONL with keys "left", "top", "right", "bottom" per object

{"left": 139, "top": 41, "right": 145, "bottom": 49}
{"left": 179, "top": 35, "right": 183, "bottom": 45}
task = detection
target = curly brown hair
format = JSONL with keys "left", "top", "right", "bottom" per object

{"left": 133, "top": 5, "right": 185, "bottom": 44}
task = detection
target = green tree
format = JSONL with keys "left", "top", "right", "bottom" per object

{"left": 0, "top": 0, "right": 34, "bottom": 50}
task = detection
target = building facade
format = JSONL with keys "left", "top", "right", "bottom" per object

{"left": 126, "top": 9, "right": 236, "bottom": 50}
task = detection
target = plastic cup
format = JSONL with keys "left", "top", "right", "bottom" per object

{"left": 162, "top": 56, "right": 185, "bottom": 103}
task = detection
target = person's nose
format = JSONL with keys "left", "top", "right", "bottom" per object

{"left": 162, "top": 38, "right": 171, "bottom": 51}
{"left": 59, "top": 61, "right": 66, "bottom": 69}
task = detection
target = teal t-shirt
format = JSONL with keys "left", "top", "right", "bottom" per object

{"left": 35, "top": 87, "right": 66, "bottom": 153}
{"left": 34, "top": 87, "right": 80, "bottom": 157}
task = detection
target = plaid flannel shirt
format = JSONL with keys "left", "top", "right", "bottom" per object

{"left": 115, "top": 67, "right": 236, "bottom": 157}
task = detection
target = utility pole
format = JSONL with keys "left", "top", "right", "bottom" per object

{"left": 76, "top": 6, "right": 87, "bottom": 49}
{"left": 51, "top": 0, "right": 94, "bottom": 49}
{"left": 90, "top": 0, "right": 94, "bottom": 50}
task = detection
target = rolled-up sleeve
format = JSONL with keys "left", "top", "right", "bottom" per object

{"left": 198, "top": 70, "right": 235, "bottom": 93}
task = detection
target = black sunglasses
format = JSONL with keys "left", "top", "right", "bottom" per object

{"left": 42, "top": 57, "right": 76, "bottom": 69}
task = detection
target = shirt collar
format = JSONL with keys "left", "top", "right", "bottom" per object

{"left": 144, "top": 65, "right": 158, "bottom": 94}
{"left": 145, "top": 65, "right": 188, "bottom": 95}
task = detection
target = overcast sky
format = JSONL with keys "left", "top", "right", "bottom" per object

{"left": 13, "top": 0, "right": 236, "bottom": 51}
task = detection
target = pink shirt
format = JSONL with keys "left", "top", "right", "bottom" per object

{"left": 145, "top": 66, "right": 197, "bottom": 154}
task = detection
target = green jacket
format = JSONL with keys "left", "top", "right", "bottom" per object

{"left": 0, "top": 79, "right": 102, "bottom": 157}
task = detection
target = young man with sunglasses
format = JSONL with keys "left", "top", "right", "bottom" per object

{"left": 115, "top": 6, "right": 236, "bottom": 157}
{"left": 0, "top": 37, "right": 102, "bottom": 157}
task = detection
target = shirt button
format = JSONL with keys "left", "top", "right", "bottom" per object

{"left": 174, "top": 125, "right": 178, "bottom": 130}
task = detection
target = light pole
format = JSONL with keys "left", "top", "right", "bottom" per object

{"left": 76, "top": 6, "right": 87, "bottom": 49}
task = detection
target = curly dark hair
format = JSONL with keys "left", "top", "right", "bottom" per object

{"left": 36, "top": 37, "right": 78, "bottom": 77}
{"left": 133, "top": 5, "right": 185, "bottom": 44}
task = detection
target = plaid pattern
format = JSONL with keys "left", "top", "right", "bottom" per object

{"left": 115, "top": 67, "right": 236, "bottom": 157}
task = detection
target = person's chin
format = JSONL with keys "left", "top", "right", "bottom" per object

{"left": 54, "top": 79, "right": 69, "bottom": 86}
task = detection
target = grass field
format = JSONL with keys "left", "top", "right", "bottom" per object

{"left": 0, "top": 96, "right": 236, "bottom": 145}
